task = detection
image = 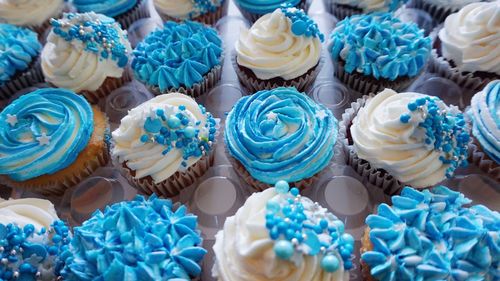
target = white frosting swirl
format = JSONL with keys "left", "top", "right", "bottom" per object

{"left": 41, "top": 13, "right": 131, "bottom": 92}
{"left": 0, "top": 198, "right": 59, "bottom": 230}
{"left": 213, "top": 188, "right": 349, "bottom": 281}
{"left": 153, "top": 0, "right": 222, "bottom": 19}
{"left": 351, "top": 89, "right": 454, "bottom": 188}
{"left": 438, "top": 2, "right": 500, "bottom": 75}
{"left": 331, "top": 0, "right": 400, "bottom": 12}
{"left": 431, "top": 0, "right": 487, "bottom": 9}
{"left": 0, "top": 0, "right": 63, "bottom": 27}
{"left": 112, "top": 93, "right": 211, "bottom": 183}
{"left": 235, "top": 8, "right": 322, "bottom": 80}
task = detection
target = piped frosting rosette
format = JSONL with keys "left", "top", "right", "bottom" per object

{"left": 224, "top": 87, "right": 337, "bottom": 190}
{"left": 0, "top": 0, "right": 64, "bottom": 32}
{"left": 153, "top": 0, "right": 227, "bottom": 25}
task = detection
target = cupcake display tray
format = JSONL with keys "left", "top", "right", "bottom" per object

{"left": 1, "top": 1, "right": 499, "bottom": 280}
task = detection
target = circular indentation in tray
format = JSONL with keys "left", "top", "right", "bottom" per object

{"left": 195, "top": 177, "right": 237, "bottom": 215}
{"left": 71, "top": 177, "right": 115, "bottom": 222}
{"left": 204, "top": 84, "right": 243, "bottom": 116}
{"left": 323, "top": 176, "right": 369, "bottom": 216}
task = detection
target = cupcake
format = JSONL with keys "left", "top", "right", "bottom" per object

{"left": 430, "top": 2, "right": 500, "bottom": 95}
{"left": 330, "top": 12, "right": 431, "bottom": 95}
{"left": 468, "top": 80, "right": 500, "bottom": 181}
{"left": 0, "top": 0, "right": 65, "bottom": 34}
{"left": 340, "top": 89, "right": 471, "bottom": 195}
{"left": 153, "top": 0, "right": 228, "bottom": 25}
{"left": 112, "top": 93, "right": 218, "bottom": 197}
{"left": 0, "top": 88, "right": 109, "bottom": 196}
{"left": 234, "top": 0, "right": 310, "bottom": 23}
{"left": 0, "top": 198, "right": 71, "bottom": 281}
{"left": 132, "top": 21, "right": 223, "bottom": 98}
{"left": 41, "top": 12, "right": 132, "bottom": 104}
{"left": 213, "top": 181, "right": 354, "bottom": 281}
{"left": 234, "top": 4, "right": 324, "bottom": 93}
{"left": 61, "top": 195, "right": 207, "bottom": 280}
{"left": 361, "top": 185, "right": 499, "bottom": 281}
{"left": 0, "top": 24, "right": 43, "bottom": 101}
{"left": 326, "top": 0, "right": 409, "bottom": 21}
{"left": 71, "top": 0, "right": 150, "bottom": 29}
{"left": 225, "top": 87, "right": 338, "bottom": 191}
{"left": 410, "top": 0, "right": 489, "bottom": 24}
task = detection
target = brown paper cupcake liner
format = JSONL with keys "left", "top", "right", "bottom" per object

{"left": 232, "top": 51, "right": 323, "bottom": 94}
{"left": 80, "top": 69, "right": 132, "bottom": 104}
{"left": 120, "top": 150, "right": 215, "bottom": 198}
{"left": 159, "top": 0, "right": 229, "bottom": 25}
{"left": 330, "top": 3, "right": 361, "bottom": 21}
{"left": 115, "top": 0, "right": 151, "bottom": 29}
{"left": 236, "top": 0, "right": 310, "bottom": 23}
{"left": 0, "top": 57, "right": 44, "bottom": 101}
{"left": 469, "top": 141, "right": 500, "bottom": 182}
{"left": 409, "top": 0, "right": 458, "bottom": 24}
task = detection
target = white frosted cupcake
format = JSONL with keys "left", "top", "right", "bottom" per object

{"left": 153, "top": 0, "right": 228, "bottom": 25}
{"left": 326, "top": 0, "right": 409, "bottom": 20}
{"left": 410, "top": 0, "right": 487, "bottom": 23}
{"left": 0, "top": 0, "right": 65, "bottom": 34}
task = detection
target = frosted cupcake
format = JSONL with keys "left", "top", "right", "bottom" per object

{"left": 431, "top": 2, "right": 500, "bottom": 93}
{"left": 72, "top": 0, "right": 150, "bottom": 29}
{"left": 153, "top": 0, "right": 228, "bottom": 25}
{"left": 0, "top": 88, "right": 109, "bottom": 196}
{"left": 340, "top": 89, "right": 471, "bottom": 195}
{"left": 213, "top": 181, "right": 354, "bottom": 281}
{"left": 0, "top": 198, "right": 71, "bottom": 281}
{"left": 330, "top": 13, "right": 431, "bottom": 95}
{"left": 235, "top": 4, "right": 324, "bottom": 93}
{"left": 361, "top": 185, "right": 500, "bottom": 281}
{"left": 112, "top": 93, "right": 218, "bottom": 197}
{"left": 225, "top": 87, "right": 338, "bottom": 191}
{"left": 61, "top": 195, "right": 206, "bottom": 280}
{"left": 132, "top": 21, "right": 223, "bottom": 98}
{"left": 326, "top": 0, "right": 409, "bottom": 20}
{"left": 0, "top": 0, "right": 64, "bottom": 34}
{"left": 0, "top": 24, "right": 43, "bottom": 100}
{"left": 410, "top": 0, "right": 488, "bottom": 23}
{"left": 41, "top": 12, "right": 132, "bottom": 104}
{"left": 234, "top": 0, "right": 310, "bottom": 23}
{"left": 468, "top": 80, "right": 500, "bottom": 181}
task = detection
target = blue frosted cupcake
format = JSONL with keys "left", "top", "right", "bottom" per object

{"left": 225, "top": 87, "right": 338, "bottom": 191}
{"left": 61, "top": 195, "right": 207, "bottom": 280}
{"left": 326, "top": 0, "right": 409, "bottom": 20}
{"left": 361, "top": 185, "right": 500, "bottom": 281}
{"left": 329, "top": 12, "right": 431, "bottom": 95}
{"left": 153, "top": 0, "right": 228, "bottom": 25}
{"left": 132, "top": 21, "right": 223, "bottom": 98}
{"left": 234, "top": 0, "right": 310, "bottom": 23}
{"left": 72, "top": 0, "right": 150, "bottom": 29}
{"left": 0, "top": 24, "right": 43, "bottom": 100}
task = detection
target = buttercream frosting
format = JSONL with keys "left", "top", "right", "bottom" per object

{"left": 351, "top": 89, "right": 470, "bottom": 188}
{"left": 330, "top": 12, "right": 431, "bottom": 81}
{"left": 362, "top": 186, "right": 500, "bottom": 281}
{"left": 235, "top": 5, "right": 323, "bottom": 81}
{"left": 112, "top": 93, "right": 218, "bottom": 183}
{"left": 0, "top": 0, "right": 64, "bottom": 27}
{"left": 438, "top": 1, "right": 500, "bottom": 75}
{"left": 0, "top": 24, "right": 41, "bottom": 86}
{"left": 72, "top": 0, "right": 138, "bottom": 17}
{"left": 132, "top": 20, "right": 223, "bottom": 92}
{"left": 153, "top": 0, "right": 223, "bottom": 20}
{"left": 0, "top": 88, "right": 94, "bottom": 182}
{"left": 331, "top": 0, "right": 409, "bottom": 12}
{"left": 61, "top": 195, "right": 206, "bottom": 280}
{"left": 225, "top": 87, "right": 337, "bottom": 184}
{"left": 234, "top": 0, "right": 301, "bottom": 14}
{"left": 469, "top": 80, "right": 500, "bottom": 163}
{"left": 41, "top": 12, "right": 131, "bottom": 92}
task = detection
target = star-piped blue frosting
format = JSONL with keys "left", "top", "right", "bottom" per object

{"left": 0, "top": 24, "right": 41, "bottom": 86}
{"left": 330, "top": 12, "right": 431, "bottom": 81}
{"left": 224, "top": 87, "right": 338, "bottom": 184}
{"left": 72, "top": 0, "right": 138, "bottom": 18}
{"left": 61, "top": 195, "right": 207, "bottom": 281}
{"left": 132, "top": 21, "right": 223, "bottom": 92}
{"left": 235, "top": 0, "right": 301, "bottom": 14}
{"left": 280, "top": 3, "right": 324, "bottom": 42}
{"left": 362, "top": 186, "right": 500, "bottom": 281}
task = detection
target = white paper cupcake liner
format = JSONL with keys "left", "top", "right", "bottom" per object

{"left": 158, "top": 0, "right": 229, "bottom": 25}
{"left": 79, "top": 69, "right": 132, "bottom": 104}
{"left": 115, "top": 0, "right": 150, "bottom": 29}
{"left": 236, "top": 0, "right": 310, "bottom": 23}
{"left": 469, "top": 141, "right": 500, "bottom": 182}
{"left": 409, "top": 0, "right": 458, "bottom": 23}
{"left": 0, "top": 57, "right": 44, "bottom": 101}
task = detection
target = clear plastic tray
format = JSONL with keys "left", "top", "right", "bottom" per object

{"left": 2, "top": 1, "right": 499, "bottom": 281}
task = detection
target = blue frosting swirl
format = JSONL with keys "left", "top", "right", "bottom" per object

{"left": 362, "top": 186, "right": 500, "bottom": 281}
{"left": 0, "top": 24, "right": 41, "bottom": 86}
{"left": 132, "top": 21, "right": 223, "bottom": 92}
{"left": 330, "top": 13, "right": 431, "bottom": 81}
{"left": 225, "top": 87, "right": 338, "bottom": 184}
{"left": 235, "top": 0, "right": 301, "bottom": 14}
{"left": 61, "top": 195, "right": 206, "bottom": 281}
{"left": 72, "top": 0, "right": 138, "bottom": 17}
{"left": 469, "top": 80, "right": 500, "bottom": 164}
{"left": 0, "top": 88, "right": 94, "bottom": 181}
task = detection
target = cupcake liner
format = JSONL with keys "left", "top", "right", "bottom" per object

{"left": 80, "top": 69, "right": 132, "bottom": 104}
{"left": 409, "top": 0, "right": 457, "bottom": 24}
{"left": 121, "top": 150, "right": 215, "bottom": 198}
{"left": 0, "top": 57, "right": 44, "bottom": 101}
{"left": 469, "top": 141, "right": 500, "bottom": 182}
{"left": 158, "top": 0, "right": 229, "bottom": 25}
{"left": 236, "top": 0, "right": 310, "bottom": 23}
{"left": 232, "top": 50, "right": 323, "bottom": 94}
{"left": 339, "top": 96, "right": 405, "bottom": 195}
{"left": 330, "top": 3, "right": 361, "bottom": 21}
{"left": 115, "top": 0, "right": 151, "bottom": 29}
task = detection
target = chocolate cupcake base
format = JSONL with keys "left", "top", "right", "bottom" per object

{"left": 79, "top": 69, "right": 132, "bottom": 104}
{"left": 327, "top": 2, "right": 362, "bottom": 21}
{"left": 409, "top": 0, "right": 458, "bottom": 24}
{"left": 114, "top": 0, "right": 151, "bottom": 29}
{"left": 469, "top": 140, "right": 500, "bottom": 183}
{"left": 0, "top": 57, "right": 44, "bottom": 101}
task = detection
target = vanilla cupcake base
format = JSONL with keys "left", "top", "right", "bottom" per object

{"left": 158, "top": 0, "right": 229, "bottom": 25}
{"left": 469, "top": 141, "right": 500, "bottom": 182}
{"left": 0, "top": 58, "right": 44, "bottom": 101}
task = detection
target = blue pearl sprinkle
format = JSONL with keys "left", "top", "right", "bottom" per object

{"left": 274, "top": 240, "right": 294, "bottom": 260}
{"left": 275, "top": 180, "right": 290, "bottom": 194}
{"left": 321, "top": 255, "right": 340, "bottom": 272}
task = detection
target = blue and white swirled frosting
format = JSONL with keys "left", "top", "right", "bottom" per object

{"left": 0, "top": 88, "right": 94, "bottom": 181}
{"left": 132, "top": 21, "right": 223, "bottom": 92}
{"left": 61, "top": 195, "right": 207, "bottom": 281}
{"left": 234, "top": 0, "right": 301, "bottom": 14}
{"left": 330, "top": 13, "right": 431, "bottom": 81}
{"left": 331, "top": 0, "right": 409, "bottom": 12}
{"left": 0, "top": 24, "right": 41, "bottom": 86}
{"left": 225, "top": 87, "right": 338, "bottom": 184}
{"left": 153, "top": 0, "right": 224, "bottom": 20}
{"left": 362, "top": 186, "right": 500, "bottom": 281}
{"left": 72, "top": 0, "right": 138, "bottom": 17}
{"left": 469, "top": 80, "right": 500, "bottom": 164}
